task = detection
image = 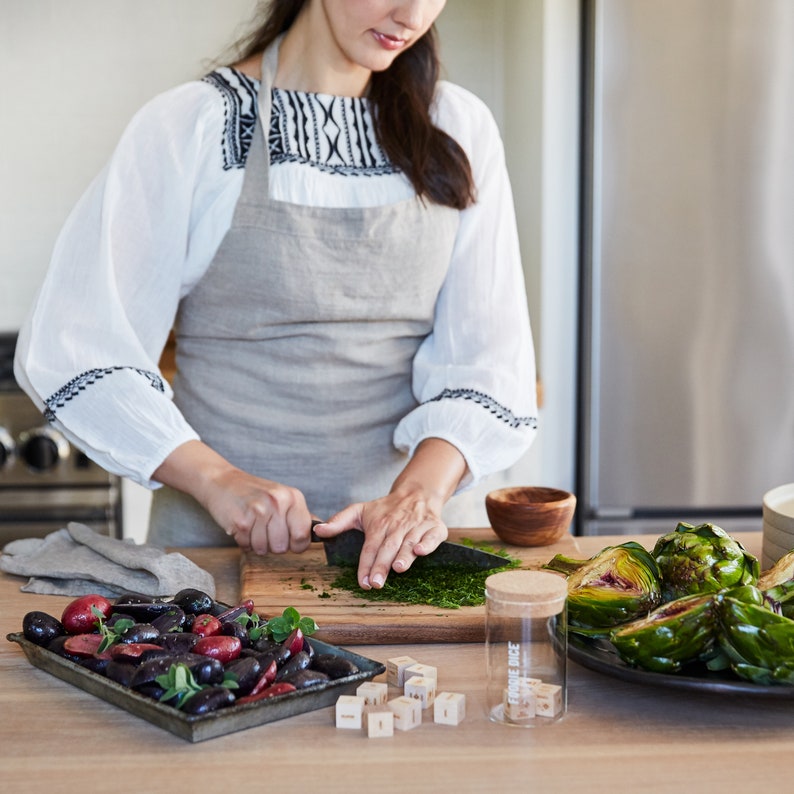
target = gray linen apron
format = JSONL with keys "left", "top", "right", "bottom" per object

{"left": 148, "top": 42, "right": 460, "bottom": 546}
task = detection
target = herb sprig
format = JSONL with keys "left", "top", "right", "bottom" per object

{"left": 235, "top": 607, "right": 318, "bottom": 643}
{"left": 91, "top": 605, "right": 135, "bottom": 653}
{"left": 155, "top": 663, "right": 238, "bottom": 709}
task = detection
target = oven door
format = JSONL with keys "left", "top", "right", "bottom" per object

{"left": 0, "top": 485, "right": 122, "bottom": 545}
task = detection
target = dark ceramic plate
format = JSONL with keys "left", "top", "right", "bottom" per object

{"left": 568, "top": 633, "right": 794, "bottom": 697}
{"left": 7, "top": 631, "right": 385, "bottom": 742}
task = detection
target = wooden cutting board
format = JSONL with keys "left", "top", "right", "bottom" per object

{"left": 239, "top": 527, "right": 584, "bottom": 645}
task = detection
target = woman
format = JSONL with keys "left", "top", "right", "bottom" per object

{"left": 14, "top": 0, "right": 538, "bottom": 590}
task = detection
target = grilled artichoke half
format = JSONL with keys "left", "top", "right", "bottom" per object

{"left": 652, "top": 522, "right": 759, "bottom": 602}
{"left": 610, "top": 593, "right": 717, "bottom": 674}
{"left": 546, "top": 542, "right": 662, "bottom": 635}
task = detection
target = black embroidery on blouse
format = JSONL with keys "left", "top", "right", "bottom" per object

{"left": 44, "top": 368, "right": 166, "bottom": 422}
{"left": 202, "top": 69, "right": 258, "bottom": 170}
{"left": 425, "top": 388, "right": 538, "bottom": 430}
{"left": 202, "top": 68, "right": 398, "bottom": 176}
{"left": 270, "top": 88, "right": 397, "bottom": 176}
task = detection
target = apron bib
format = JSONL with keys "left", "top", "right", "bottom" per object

{"left": 149, "top": 42, "right": 459, "bottom": 546}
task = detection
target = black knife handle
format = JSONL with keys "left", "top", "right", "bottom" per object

{"left": 310, "top": 519, "right": 324, "bottom": 543}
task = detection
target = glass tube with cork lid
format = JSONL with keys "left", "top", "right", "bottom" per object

{"left": 485, "top": 569, "right": 568, "bottom": 725}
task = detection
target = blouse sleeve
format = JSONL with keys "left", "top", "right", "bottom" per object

{"left": 393, "top": 82, "right": 539, "bottom": 489}
{"left": 14, "top": 81, "right": 235, "bottom": 487}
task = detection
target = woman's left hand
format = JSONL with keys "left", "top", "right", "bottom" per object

{"left": 311, "top": 438, "right": 468, "bottom": 589}
{"left": 311, "top": 489, "right": 449, "bottom": 589}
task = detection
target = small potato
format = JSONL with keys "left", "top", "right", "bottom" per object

{"left": 311, "top": 653, "right": 360, "bottom": 680}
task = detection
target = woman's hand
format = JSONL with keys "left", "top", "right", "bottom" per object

{"left": 312, "top": 438, "right": 468, "bottom": 589}
{"left": 152, "top": 440, "right": 313, "bottom": 554}
{"left": 313, "top": 490, "right": 449, "bottom": 589}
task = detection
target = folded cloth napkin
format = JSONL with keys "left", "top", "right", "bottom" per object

{"left": 0, "top": 522, "right": 216, "bottom": 599}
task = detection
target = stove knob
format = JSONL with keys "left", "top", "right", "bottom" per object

{"left": 18, "top": 426, "right": 70, "bottom": 472}
{"left": 0, "top": 426, "right": 15, "bottom": 469}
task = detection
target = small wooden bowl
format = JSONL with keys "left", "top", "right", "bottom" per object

{"left": 485, "top": 487, "right": 576, "bottom": 547}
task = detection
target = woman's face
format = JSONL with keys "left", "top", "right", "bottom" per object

{"left": 317, "top": 0, "right": 447, "bottom": 74}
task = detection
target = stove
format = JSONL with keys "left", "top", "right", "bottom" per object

{"left": 0, "top": 333, "right": 122, "bottom": 543}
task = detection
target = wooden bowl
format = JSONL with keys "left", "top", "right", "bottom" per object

{"left": 485, "top": 487, "right": 576, "bottom": 547}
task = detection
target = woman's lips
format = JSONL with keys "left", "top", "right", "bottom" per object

{"left": 371, "top": 30, "right": 408, "bottom": 51}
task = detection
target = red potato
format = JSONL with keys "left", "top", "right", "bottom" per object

{"left": 236, "top": 682, "right": 297, "bottom": 705}
{"left": 191, "top": 614, "right": 222, "bottom": 638}
{"left": 193, "top": 635, "right": 242, "bottom": 664}
{"left": 283, "top": 628, "right": 304, "bottom": 657}
{"left": 214, "top": 599, "right": 256, "bottom": 623}
{"left": 63, "top": 634, "right": 113, "bottom": 659}
{"left": 109, "top": 643, "right": 164, "bottom": 660}
{"left": 61, "top": 594, "right": 113, "bottom": 635}
{"left": 247, "top": 659, "right": 278, "bottom": 697}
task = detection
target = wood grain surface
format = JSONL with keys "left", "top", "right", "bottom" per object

{"left": 8, "top": 534, "right": 789, "bottom": 794}
{"left": 239, "top": 527, "right": 583, "bottom": 644}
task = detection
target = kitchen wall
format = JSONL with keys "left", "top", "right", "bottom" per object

{"left": 0, "top": 1, "right": 579, "bottom": 540}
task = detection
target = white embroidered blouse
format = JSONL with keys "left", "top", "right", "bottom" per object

{"left": 14, "top": 68, "right": 538, "bottom": 492}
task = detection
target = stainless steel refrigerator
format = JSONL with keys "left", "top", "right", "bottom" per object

{"left": 578, "top": 0, "right": 794, "bottom": 535}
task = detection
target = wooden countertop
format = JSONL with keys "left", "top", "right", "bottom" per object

{"left": 2, "top": 531, "right": 793, "bottom": 793}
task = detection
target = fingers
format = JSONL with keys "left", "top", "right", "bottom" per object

{"left": 311, "top": 503, "right": 364, "bottom": 538}
{"left": 208, "top": 472, "right": 312, "bottom": 555}
{"left": 313, "top": 503, "right": 404, "bottom": 589}
{"left": 356, "top": 515, "right": 448, "bottom": 591}
{"left": 400, "top": 521, "right": 449, "bottom": 560}
{"left": 244, "top": 504, "right": 314, "bottom": 555}
{"left": 248, "top": 510, "right": 289, "bottom": 555}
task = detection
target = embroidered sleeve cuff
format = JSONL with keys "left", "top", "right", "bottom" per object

{"left": 40, "top": 366, "right": 200, "bottom": 489}
{"left": 393, "top": 389, "right": 538, "bottom": 492}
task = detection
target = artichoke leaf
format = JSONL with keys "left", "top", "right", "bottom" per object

{"left": 731, "top": 661, "right": 794, "bottom": 686}
{"left": 716, "top": 594, "right": 794, "bottom": 685}
{"left": 705, "top": 578, "right": 765, "bottom": 671}
{"left": 757, "top": 550, "right": 794, "bottom": 590}
{"left": 731, "top": 662, "right": 780, "bottom": 686}
{"left": 543, "top": 554, "right": 590, "bottom": 577}
{"left": 758, "top": 551, "right": 794, "bottom": 617}
{"left": 719, "top": 584, "right": 767, "bottom": 607}
{"left": 704, "top": 648, "right": 731, "bottom": 671}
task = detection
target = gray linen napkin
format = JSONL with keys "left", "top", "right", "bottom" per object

{"left": 0, "top": 522, "right": 216, "bottom": 599}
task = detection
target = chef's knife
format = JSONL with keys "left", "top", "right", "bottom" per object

{"left": 310, "top": 522, "right": 508, "bottom": 571}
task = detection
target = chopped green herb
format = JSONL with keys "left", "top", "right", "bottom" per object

{"left": 459, "top": 537, "right": 514, "bottom": 560}
{"left": 328, "top": 546, "right": 521, "bottom": 609}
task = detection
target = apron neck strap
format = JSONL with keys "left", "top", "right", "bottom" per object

{"left": 259, "top": 34, "right": 281, "bottom": 95}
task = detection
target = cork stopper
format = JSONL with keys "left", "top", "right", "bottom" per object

{"left": 485, "top": 570, "right": 567, "bottom": 617}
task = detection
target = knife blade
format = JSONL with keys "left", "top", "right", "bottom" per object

{"left": 310, "top": 522, "right": 508, "bottom": 571}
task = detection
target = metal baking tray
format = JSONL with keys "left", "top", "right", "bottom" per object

{"left": 7, "top": 631, "right": 385, "bottom": 742}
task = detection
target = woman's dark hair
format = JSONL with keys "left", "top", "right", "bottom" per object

{"left": 230, "top": 0, "right": 475, "bottom": 209}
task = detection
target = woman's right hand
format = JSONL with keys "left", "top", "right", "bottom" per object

{"left": 152, "top": 440, "right": 313, "bottom": 554}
